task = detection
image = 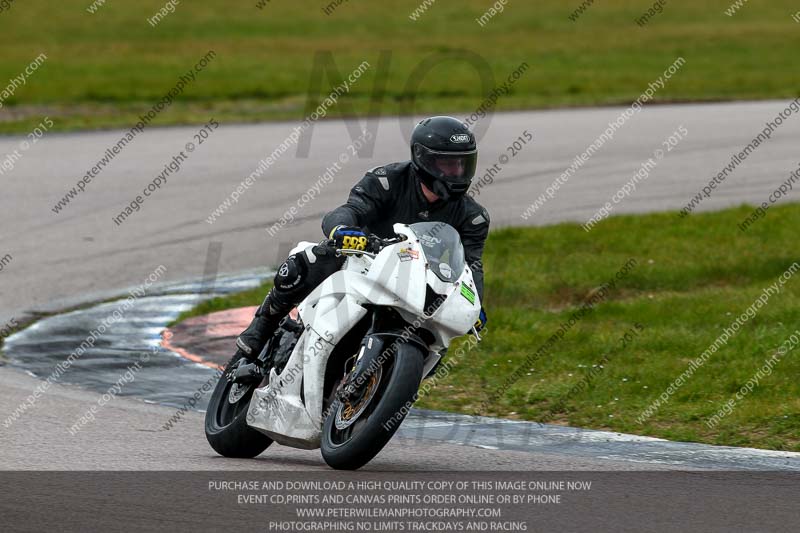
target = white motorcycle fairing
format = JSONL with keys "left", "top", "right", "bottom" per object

{"left": 246, "top": 223, "right": 481, "bottom": 449}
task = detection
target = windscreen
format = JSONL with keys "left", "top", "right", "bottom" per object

{"left": 409, "top": 222, "right": 465, "bottom": 283}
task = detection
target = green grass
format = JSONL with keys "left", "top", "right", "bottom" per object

{"left": 169, "top": 283, "right": 272, "bottom": 327}
{"left": 173, "top": 203, "right": 800, "bottom": 451}
{"left": 1, "top": 1, "right": 799, "bottom": 133}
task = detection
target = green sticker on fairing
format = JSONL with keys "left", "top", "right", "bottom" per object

{"left": 460, "top": 282, "right": 475, "bottom": 304}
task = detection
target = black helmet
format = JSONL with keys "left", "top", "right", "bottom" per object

{"left": 410, "top": 116, "right": 477, "bottom": 201}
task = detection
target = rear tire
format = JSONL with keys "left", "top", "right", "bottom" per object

{"left": 204, "top": 354, "right": 273, "bottom": 458}
{"left": 321, "top": 343, "right": 424, "bottom": 470}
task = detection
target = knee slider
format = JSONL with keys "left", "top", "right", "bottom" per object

{"left": 274, "top": 254, "right": 306, "bottom": 292}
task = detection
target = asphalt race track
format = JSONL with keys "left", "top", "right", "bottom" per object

{"left": 2, "top": 101, "right": 800, "bottom": 472}
{"left": 5, "top": 274, "right": 798, "bottom": 471}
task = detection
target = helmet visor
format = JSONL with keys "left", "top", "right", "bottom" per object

{"left": 414, "top": 144, "right": 477, "bottom": 189}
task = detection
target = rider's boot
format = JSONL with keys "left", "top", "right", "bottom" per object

{"left": 236, "top": 290, "right": 291, "bottom": 360}
{"left": 230, "top": 291, "right": 289, "bottom": 384}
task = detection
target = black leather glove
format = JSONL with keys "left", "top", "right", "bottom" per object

{"left": 329, "top": 225, "right": 368, "bottom": 251}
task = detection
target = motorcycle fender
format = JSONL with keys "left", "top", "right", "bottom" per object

{"left": 348, "top": 332, "right": 427, "bottom": 391}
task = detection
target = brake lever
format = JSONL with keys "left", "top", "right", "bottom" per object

{"left": 338, "top": 249, "right": 376, "bottom": 258}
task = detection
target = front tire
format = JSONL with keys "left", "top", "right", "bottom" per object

{"left": 321, "top": 343, "right": 424, "bottom": 470}
{"left": 204, "top": 354, "right": 273, "bottom": 458}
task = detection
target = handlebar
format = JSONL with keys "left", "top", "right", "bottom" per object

{"left": 368, "top": 234, "right": 407, "bottom": 253}
{"left": 330, "top": 233, "right": 407, "bottom": 257}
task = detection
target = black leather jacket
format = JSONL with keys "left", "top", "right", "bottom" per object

{"left": 322, "top": 161, "right": 490, "bottom": 299}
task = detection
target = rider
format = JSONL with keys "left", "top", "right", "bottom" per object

{"left": 234, "top": 116, "right": 490, "bottom": 362}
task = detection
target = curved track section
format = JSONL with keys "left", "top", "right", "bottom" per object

{"left": 2, "top": 103, "right": 800, "bottom": 471}
{"left": 2, "top": 101, "right": 799, "bottom": 327}
{"left": 4, "top": 278, "right": 799, "bottom": 471}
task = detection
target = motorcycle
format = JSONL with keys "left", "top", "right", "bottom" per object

{"left": 204, "top": 221, "right": 482, "bottom": 470}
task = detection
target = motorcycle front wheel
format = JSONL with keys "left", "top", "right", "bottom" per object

{"left": 321, "top": 342, "right": 424, "bottom": 470}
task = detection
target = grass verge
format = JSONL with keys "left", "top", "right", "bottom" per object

{"left": 169, "top": 203, "right": 800, "bottom": 451}
{"left": 1, "top": 1, "right": 799, "bottom": 133}
{"left": 169, "top": 283, "right": 272, "bottom": 327}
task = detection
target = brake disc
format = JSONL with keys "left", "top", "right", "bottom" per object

{"left": 334, "top": 366, "right": 382, "bottom": 430}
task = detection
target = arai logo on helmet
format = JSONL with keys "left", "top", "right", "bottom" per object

{"left": 450, "top": 134, "right": 471, "bottom": 143}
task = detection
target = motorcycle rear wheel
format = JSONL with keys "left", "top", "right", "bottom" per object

{"left": 204, "top": 354, "right": 273, "bottom": 458}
